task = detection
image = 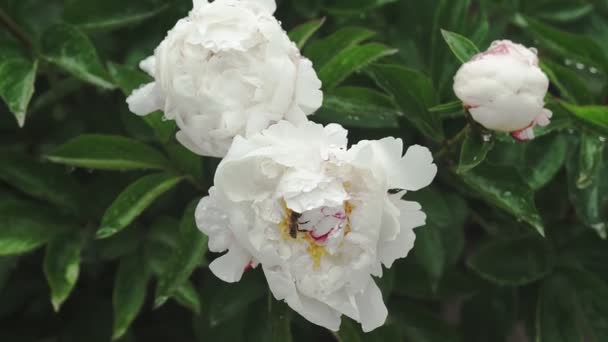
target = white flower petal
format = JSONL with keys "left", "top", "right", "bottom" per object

{"left": 378, "top": 199, "right": 426, "bottom": 268}
{"left": 241, "top": 0, "right": 277, "bottom": 13}
{"left": 264, "top": 266, "right": 342, "bottom": 331}
{"left": 295, "top": 58, "right": 323, "bottom": 115}
{"left": 126, "top": 82, "right": 164, "bottom": 116}
{"left": 208, "top": 244, "right": 252, "bottom": 283}
{"left": 355, "top": 278, "right": 388, "bottom": 332}
{"left": 396, "top": 145, "right": 437, "bottom": 191}
{"left": 195, "top": 189, "right": 233, "bottom": 252}
{"left": 139, "top": 55, "right": 156, "bottom": 77}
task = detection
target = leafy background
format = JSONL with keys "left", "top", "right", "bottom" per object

{"left": 0, "top": 0, "right": 607, "bottom": 341}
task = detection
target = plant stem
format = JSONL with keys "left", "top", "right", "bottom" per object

{"left": 0, "top": 7, "right": 33, "bottom": 49}
{"left": 434, "top": 124, "right": 469, "bottom": 159}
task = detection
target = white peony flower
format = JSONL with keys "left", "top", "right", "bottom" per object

{"left": 453, "top": 40, "right": 552, "bottom": 141}
{"left": 195, "top": 121, "right": 437, "bottom": 332}
{"left": 126, "top": 0, "right": 323, "bottom": 157}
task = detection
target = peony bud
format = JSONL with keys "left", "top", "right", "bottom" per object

{"left": 453, "top": 40, "right": 552, "bottom": 141}
{"left": 126, "top": 0, "right": 323, "bottom": 157}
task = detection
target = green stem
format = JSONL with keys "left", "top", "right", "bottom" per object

{"left": 434, "top": 124, "right": 469, "bottom": 159}
{"left": 0, "top": 7, "right": 33, "bottom": 49}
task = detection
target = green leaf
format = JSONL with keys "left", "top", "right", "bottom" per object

{"left": 113, "top": 251, "right": 149, "bottom": 340}
{"left": 412, "top": 224, "right": 445, "bottom": 290}
{"left": 467, "top": 235, "right": 554, "bottom": 286}
{"left": 107, "top": 62, "right": 176, "bottom": 143}
{"left": 164, "top": 142, "right": 203, "bottom": 186}
{"left": 560, "top": 102, "right": 608, "bottom": 137}
{"left": 107, "top": 62, "right": 150, "bottom": 94}
{"left": 367, "top": 64, "right": 443, "bottom": 141}
{"left": 154, "top": 201, "right": 208, "bottom": 308}
{"left": 208, "top": 272, "right": 266, "bottom": 326}
{"left": 0, "top": 57, "right": 37, "bottom": 127}
{"left": 306, "top": 27, "right": 375, "bottom": 68}
{"left": 460, "top": 164, "right": 545, "bottom": 236}
{"left": 325, "top": 0, "right": 398, "bottom": 14}
{"left": 575, "top": 133, "right": 605, "bottom": 189}
{"left": 46, "top": 134, "right": 171, "bottom": 171}
{"left": 63, "top": 0, "right": 169, "bottom": 31}
{"left": 536, "top": 273, "right": 584, "bottom": 342}
{"left": 537, "top": 269, "right": 608, "bottom": 342}
{"left": 517, "top": 15, "right": 608, "bottom": 73}
{"left": 441, "top": 29, "right": 480, "bottom": 63}
{"left": 288, "top": 18, "right": 325, "bottom": 49}
{"left": 334, "top": 318, "right": 363, "bottom": 342}
{"left": 395, "top": 300, "right": 462, "bottom": 342}
{"left": 462, "top": 289, "right": 516, "bottom": 342}
{"left": 416, "top": 189, "right": 469, "bottom": 264}
{"left": 94, "top": 225, "right": 143, "bottom": 261}
{"left": 541, "top": 61, "right": 594, "bottom": 105}
{"left": 173, "top": 281, "right": 201, "bottom": 315}
{"left": 566, "top": 135, "right": 607, "bottom": 235}
{"left": 0, "top": 151, "right": 83, "bottom": 214}
{"left": 520, "top": 134, "right": 568, "bottom": 190}
{"left": 144, "top": 216, "right": 180, "bottom": 275}
{"left": 318, "top": 43, "right": 397, "bottom": 90}
{"left": 96, "top": 173, "right": 183, "bottom": 239}
{"left": 428, "top": 100, "right": 464, "bottom": 119}
{"left": 0, "top": 256, "right": 17, "bottom": 294}
{"left": 43, "top": 231, "right": 84, "bottom": 311}
{"left": 536, "top": 3, "right": 594, "bottom": 23}
{"left": 269, "top": 298, "right": 292, "bottom": 342}
{"left": 457, "top": 126, "right": 495, "bottom": 173}
{"left": 0, "top": 201, "right": 71, "bottom": 256}
{"left": 406, "top": 188, "right": 468, "bottom": 288}
{"left": 313, "top": 86, "right": 400, "bottom": 128}
{"left": 41, "top": 23, "right": 115, "bottom": 89}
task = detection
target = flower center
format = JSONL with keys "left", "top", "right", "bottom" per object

{"left": 279, "top": 201, "right": 353, "bottom": 269}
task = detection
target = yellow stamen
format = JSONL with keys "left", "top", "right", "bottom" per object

{"left": 277, "top": 200, "right": 355, "bottom": 269}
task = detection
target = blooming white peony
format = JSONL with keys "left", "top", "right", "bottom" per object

{"left": 196, "top": 121, "right": 437, "bottom": 331}
{"left": 453, "top": 40, "right": 552, "bottom": 141}
{"left": 126, "top": 0, "right": 323, "bottom": 157}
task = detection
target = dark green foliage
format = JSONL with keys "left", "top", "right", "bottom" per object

{"left": 0, "top": 0, "right": 606, "bottom": 341}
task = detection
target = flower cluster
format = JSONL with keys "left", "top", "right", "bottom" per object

{"left": 453, "top": 40, "right": 552, "bottom": 141}
{"left": 126, "top": 0, "right": 550, "bottom": 333}
{"left": 126, "top": 0, "right": 435, "bottom": 330}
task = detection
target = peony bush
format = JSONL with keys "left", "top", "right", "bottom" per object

{"left": 0, "top": 0, "right": 607, "bottom": 341}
